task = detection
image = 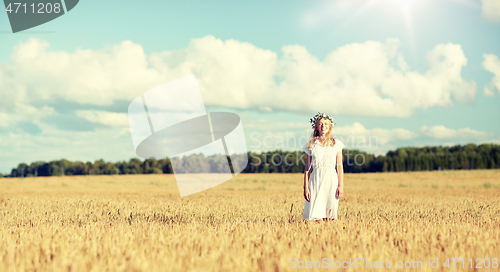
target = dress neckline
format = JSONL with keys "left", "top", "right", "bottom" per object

{"left": 315, "top": 138, "right": 333, "bottom": 148}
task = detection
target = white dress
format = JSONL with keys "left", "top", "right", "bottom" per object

{"left": 302, "top": 138, "right": 345, "bottom": 220}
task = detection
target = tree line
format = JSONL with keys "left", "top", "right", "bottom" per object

{"left": 3, "top": 143, "right": 499, "bottom": 178}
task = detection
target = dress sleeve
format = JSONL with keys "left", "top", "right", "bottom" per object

{"left": 335, "top": 139, "right": 344, "bottom": 153}
{"left": 302, "top": 142, "right": 312, "bottom": 156}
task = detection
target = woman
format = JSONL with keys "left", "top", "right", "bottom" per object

{"left": 302, "top": 112, "right": 344, "bottom": 223}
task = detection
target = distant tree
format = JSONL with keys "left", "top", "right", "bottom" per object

{"left": 5, "top": 143, "right": 500, "bottom": 178}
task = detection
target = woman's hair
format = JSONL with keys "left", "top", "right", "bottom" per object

{"left": 306, "top": 117, "right": 336, "bottom": 149}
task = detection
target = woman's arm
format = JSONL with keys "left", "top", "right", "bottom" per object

{"left": 336, "top": 150, "right": 344, "bottom": 199}
{"left": 303, "top": 154, "right": 311, "bottom": 201}
{"left": 304, "top": 154, "right": 311, "bottom": 188}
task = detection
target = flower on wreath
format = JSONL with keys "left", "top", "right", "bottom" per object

{"left": 309, "top": 112, "right": 335, "bottom": 129}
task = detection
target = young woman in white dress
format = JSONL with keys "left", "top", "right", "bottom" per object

{"left": 302, "top": 112, "right": 344, "bottom": 223}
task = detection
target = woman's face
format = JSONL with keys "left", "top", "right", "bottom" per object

{"left": 317, "top": 118, "right": 330, "bottom": 135}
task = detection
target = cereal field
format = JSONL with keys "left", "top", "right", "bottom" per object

{"left": 0, "top": 170, "right": 499, "bottom": 271}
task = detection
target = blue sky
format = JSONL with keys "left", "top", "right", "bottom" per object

{"left": 1, "top": 0, "right": 500, "bottom": 174}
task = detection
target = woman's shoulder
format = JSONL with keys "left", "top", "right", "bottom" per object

{"left": 303, "top": 139, "right": 320, "bottom": 152}
{"left": 332, "top": 138, "right": 345, "bottom": 151}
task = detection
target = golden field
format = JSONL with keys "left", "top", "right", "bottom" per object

{"left": 0, "top": 170, "right": 499, "bottom": 272}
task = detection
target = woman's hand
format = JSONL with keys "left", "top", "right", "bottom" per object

{"left": 336, "top": 185, "right": 343, "bottom": 200}
{"left": 303, "top": 186, "right": 311, "bottom": 202}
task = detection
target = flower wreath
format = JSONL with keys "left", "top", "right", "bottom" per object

{"left": 309, "top": 112, "right": 335, "bottom": 129}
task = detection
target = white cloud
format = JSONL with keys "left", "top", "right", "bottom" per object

{"left": 420, "top": 125, "right": 490, "bottom": 139}
{"left": 483, "top": 53, "right": 500, "bottom": 95}
{"left": 243, "top": 119, "right": 306, "bottom": 133}
{"left": 154, "top": 36, "right": 476, "bottom": 118}
{"left": 0, "top": 103, "right": 55, "bottom": 128}
{"left": 275, "top": 40, "right": 476, "bottom": 117}
{"left": 290, "top": 40, "right": 474, "bottom": 116}
{"left": 483, "top": 85, "right": 495, "bottom": 96}
{"left": 149, "top": 36, "right": 278, "bottom": 110}
{"left": 487, "top": 139, "right": 500, "bottom": 144}
{"left": 481, "top": 0, "right": 500, "bottom": 22}
{"left": 75, "top": 110, "right": 129, "bottom": 127}
{"left": 0, "top": 37, "right": 166, "bottom": 131}
{"left": 243, "top": 119, "right": 418, "bottom": 151}
{"left": 259, "top": 106, "right": 272, "bottom": 112}
{"left": 0, "top": 36, "right": 476, "bottom": 129}
{"left": 247, "top": 130, "right": 300, "bottom": 151}
{"left": 4, "top": 38, "right": 164, "bottom": 107}
{"left": 332, "top": 122, "right": 418, "bottom": 146}
{"left": 0, "top": 123, "right": 136, "bottom": 174}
